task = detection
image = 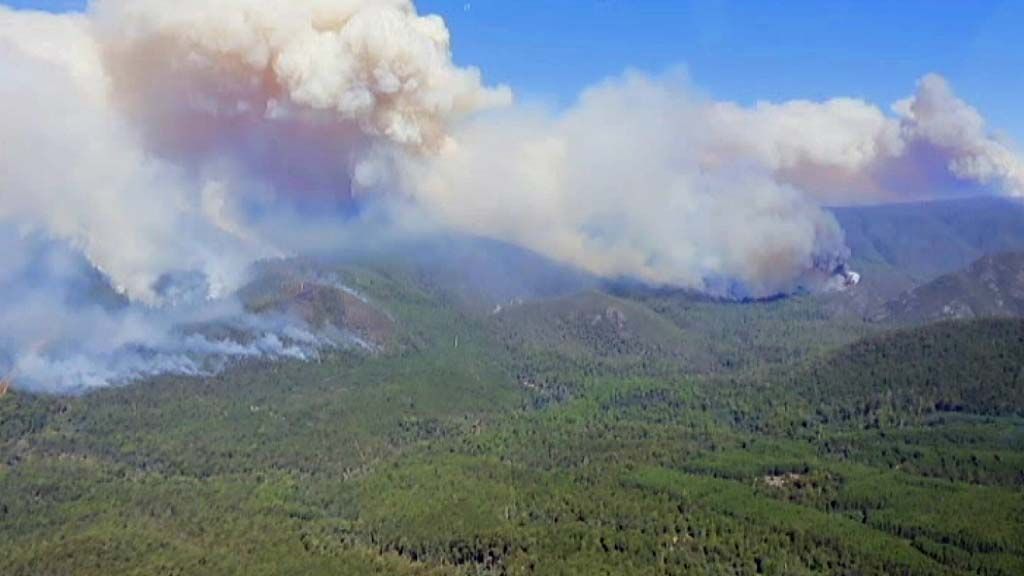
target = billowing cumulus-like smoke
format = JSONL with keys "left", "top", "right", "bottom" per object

{"left": 401, "top": 71, "right": 1023, "bottom": 293}
{"left": 1, "top": 0, "right": 510, "bottom": 303}
{"left": 705, "top": 73, "right": 1024, "bottom": 204}
{"left": 401, "top": 74, "right": 852, "bottom": 295}
{"left": 1, "top": 1, "right": 1021, "bottom": 391}
{"left": 92, "top": 0, "right": 511, "bottom": 201}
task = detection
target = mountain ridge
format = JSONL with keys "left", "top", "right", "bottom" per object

{"left": 878, "top": 252, "right": 1024, "bottom": 324}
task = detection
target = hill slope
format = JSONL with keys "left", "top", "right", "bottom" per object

{"left": 834, "top": 196, "right": 1024, "bottom": 286}
{"left": 879, "top": 253, "right": 1024, "bottom": 324}
{"left": 826, "top": 197, "right": 1024, "bottom": 314}
{"left": 777, "top": 318, "right": 1024, "bottom": 423}
{"left": 3, "top": 231, "right": 1024, "bottom": 574}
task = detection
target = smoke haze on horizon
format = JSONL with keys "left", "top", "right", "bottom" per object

{"left": 1, "top": 0, "right": 1022, "bottom": 391}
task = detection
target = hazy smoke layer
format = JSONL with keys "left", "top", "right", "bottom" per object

{"left": 0, "top": 230, "right": 337, "bottom": 393}
{"left": 1, "top": 1, "right": 1022, "bottom": 390}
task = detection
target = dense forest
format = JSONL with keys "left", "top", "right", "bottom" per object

{"left": 1, "top": 257, "right": 1023, "bottom": 575}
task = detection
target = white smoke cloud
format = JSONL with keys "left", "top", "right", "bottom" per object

{"left": 401, "top": 70, "right": 1023, "bottom": 293}
{"left": 90, "top": 0, "right": 511, "bottom": 203}
{"left": 0, "top": 1, "right": 1021, "bottom": 391}
{"left": 0, "top": 0, "right": 510, "bottom": 300}
{"left": 705, "top": 73, "right": 1023, "bottom": 203}
{"left": 0, "top": 42, "right": 263, "bottom": 303}
{"left": 401, "top": 73, "right": 851, "bottom": 296}
{"left": 895, "top": 74, "right": 1023, "bottom": 196}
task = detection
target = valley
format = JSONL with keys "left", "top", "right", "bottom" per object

{"left": 2, "top": 199, "right": 1024, "bottom": 575}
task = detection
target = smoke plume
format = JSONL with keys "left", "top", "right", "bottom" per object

{"left": 400, "top": 71, "right": 1022, "bottom": 293}
{"left": 1, "top": 1, "right": 1021, "bottom": 391}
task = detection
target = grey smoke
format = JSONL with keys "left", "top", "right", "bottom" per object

{"left": 0, "top": 230, "right": 345, "bottom": 393}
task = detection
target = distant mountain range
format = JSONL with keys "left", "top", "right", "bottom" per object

{"left": 815, "top": 196, "right": 1024, "bottom": 315}
{"left": 834, "top": 196, "right": 1024, "bottom": 293}
{"left": 234, "top": 197, "right": 1024, "bottom": 374}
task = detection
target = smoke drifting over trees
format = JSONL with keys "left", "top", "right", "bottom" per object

{"left": 1, "top": 0, "right": 1021, "bottom": 390}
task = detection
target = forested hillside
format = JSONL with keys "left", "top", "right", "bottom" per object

{"left": 1, "top": 0, "right": 1022, "bottom": 570}
{"left": 2, "top": 255, "right": 1022, "bottom": 575}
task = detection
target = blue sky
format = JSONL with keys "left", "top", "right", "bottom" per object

{"left": 5, "top": 0, "right": 1022, "bottom": 142}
